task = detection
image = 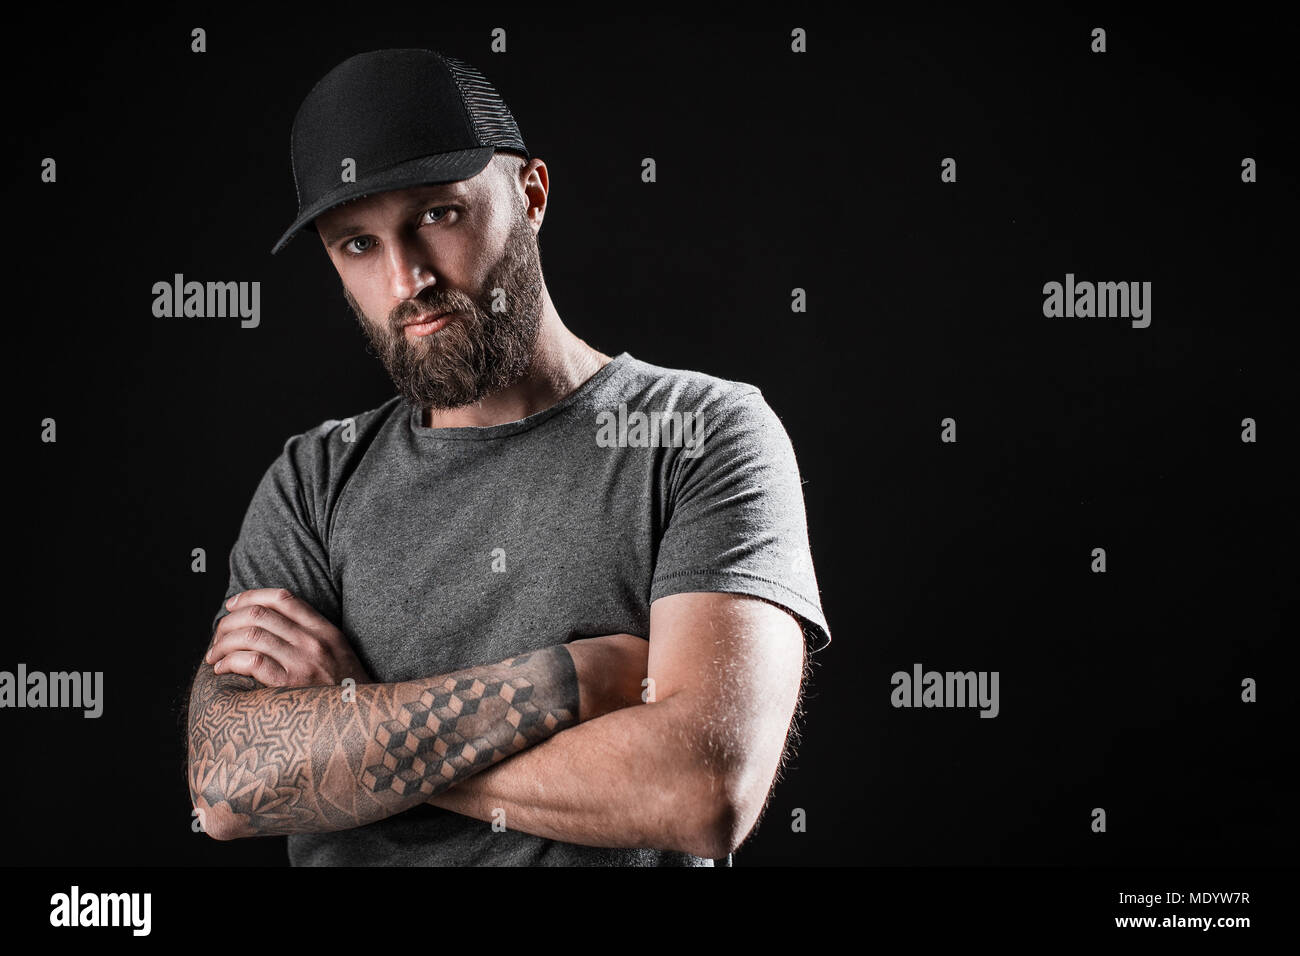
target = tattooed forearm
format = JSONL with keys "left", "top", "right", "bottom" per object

{"left": 186, "top": 647, "right": 579, "bottom": 839}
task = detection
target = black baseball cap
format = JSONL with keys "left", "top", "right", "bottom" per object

{"left": 271, "top": 48, "right": 530, "bottom": 255}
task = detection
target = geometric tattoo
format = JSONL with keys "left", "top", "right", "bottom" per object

{"left": 187, "top": 645, "right": 579, "bottom": 838}
{"left": 364, "top": 660, "right": 574, "bottom": 797}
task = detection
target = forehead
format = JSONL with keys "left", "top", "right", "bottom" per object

{"left": 315, "top": 175, "right": 484, "bottom": 235}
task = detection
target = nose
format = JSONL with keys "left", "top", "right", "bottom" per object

{"left": 384, "top": 236, "right": 437, "bottom": 302}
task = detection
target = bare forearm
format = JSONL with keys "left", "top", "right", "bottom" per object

{"left": 426, "top": 694, "right": 728, "bottom": 858}
{"left": 187, "top": 646, "right": 579, "bottom": 839}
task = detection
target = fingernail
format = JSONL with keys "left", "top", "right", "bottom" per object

{"left": 226, "top": 595, "right": 237, "bottom": 610}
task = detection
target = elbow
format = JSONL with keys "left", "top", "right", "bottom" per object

{"left": 202, "top": 818, "right": 238, "bottom": 842}
{"left": 191, "top": 795, "right": 251, "bottom": 841}
{"left": 677, "top": 769, "right": 762, "bottom": 860}
{"left": 188, "top": 782, "right": 241, "bottom": 841}
{"left": 693, "top": 801, "right": 743, "bottom": 861}
{"left": 187, "top": 749, "right": 245, "bottom": 841}
{"left": 190, "top": 797, "right": 235, "bottom": 841}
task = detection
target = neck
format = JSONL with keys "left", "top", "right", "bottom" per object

{"left": 423, "top": 291, "right": 611, "bottom": 429}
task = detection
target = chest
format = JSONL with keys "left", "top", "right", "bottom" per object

{"left": 329, "top": 446, "right": 671, "bottom": 681}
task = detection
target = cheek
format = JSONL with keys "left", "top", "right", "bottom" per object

{"left": 428, "top": 241, "right": 476, "bottom": 285}
{"left": 340, "top": 273, "right": 382, "bottom": 318}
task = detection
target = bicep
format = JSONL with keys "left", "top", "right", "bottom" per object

{"left": 212, "top": 432, "right": 343, "bottom": 644}
{"left": 647, "top": 591, "right": 805, "bottom": 777}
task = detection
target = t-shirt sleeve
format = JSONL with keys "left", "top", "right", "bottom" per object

{"left": 208, "top": 428, "right": 343, "bottom": 643}
{"left": 649, "top": 388, "right": 832, "bottom": 653}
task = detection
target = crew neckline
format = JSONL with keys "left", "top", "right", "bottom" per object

{"left": 407, "top": 352, "right": 631, "bottom": 441}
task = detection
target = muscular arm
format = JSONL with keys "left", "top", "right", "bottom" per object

{"left": 187, "top": 645, "right": 581, "bottom": 840}
{"left": 425, "top": 592, "right": 807, "bottom": 859}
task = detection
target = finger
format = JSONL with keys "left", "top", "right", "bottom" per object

{"left": 213, "top": 598, "right": 304, "bottom": 650}
{"left": 207, "top": 625, "right": 296, "bottom": 670}
{"left": 225, "top": 588, "right": 333, "bottom": 632}
{"left": 213, "top": 650, "right": 289, "bottom": 687}
{"left": 209, "top": 606, "right": 300, "bottom": 662}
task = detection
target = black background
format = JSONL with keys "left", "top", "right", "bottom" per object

{"left": 4, "top": 5, "right": 1292, "bottom": 868}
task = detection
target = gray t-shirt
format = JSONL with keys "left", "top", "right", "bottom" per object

{"left": 209, "top": 351, "right": 831, "bottom": 866}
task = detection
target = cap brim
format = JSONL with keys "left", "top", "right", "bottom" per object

{"left": 270, "top": 146, "right": 496, "bottom": 255}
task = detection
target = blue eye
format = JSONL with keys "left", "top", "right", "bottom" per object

{"left": 341, "top": 207, "right": 455, "bottom": 256}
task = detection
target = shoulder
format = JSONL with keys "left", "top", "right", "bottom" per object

{"left": 601, "top": 354, "right": 799, "bottom": 470}
{"left": 281, "top": 396, "right": 402, "bottom": 461}
{"left": 611, "top": 354, "right": 768, "bottom": 420}
{"left": 266, "top": 395, "right": 406, "bottom": 499}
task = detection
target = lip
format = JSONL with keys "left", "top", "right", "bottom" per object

{"left": 403, "top": 309, "right": 456, "bottom": 337}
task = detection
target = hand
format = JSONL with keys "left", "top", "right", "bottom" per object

{"left": 564, "top": 633, "right": 650, "bottom": 721}
{"left": 206, "top": 588, "right": 373, "bottom": 688}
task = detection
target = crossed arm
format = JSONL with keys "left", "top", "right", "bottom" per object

{"left": 187, "top": 588, "right": 806, "bottom": 858}
{"left": 425, "top": 591, "right": 807, "bottom": 858}
{"left": 187, "top": 638, "right": 588, "bottom": 841}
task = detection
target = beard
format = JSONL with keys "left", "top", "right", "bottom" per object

{"left": 342, "top": 200, "right": 544, "bottom": 412}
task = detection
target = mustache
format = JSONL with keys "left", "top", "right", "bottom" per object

{"left": 390, "top": 293, "right": 470, "bottom": 329}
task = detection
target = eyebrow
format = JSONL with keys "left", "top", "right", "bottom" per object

{"left": 321, "top": 187, "right": 468, "bottom": 245}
